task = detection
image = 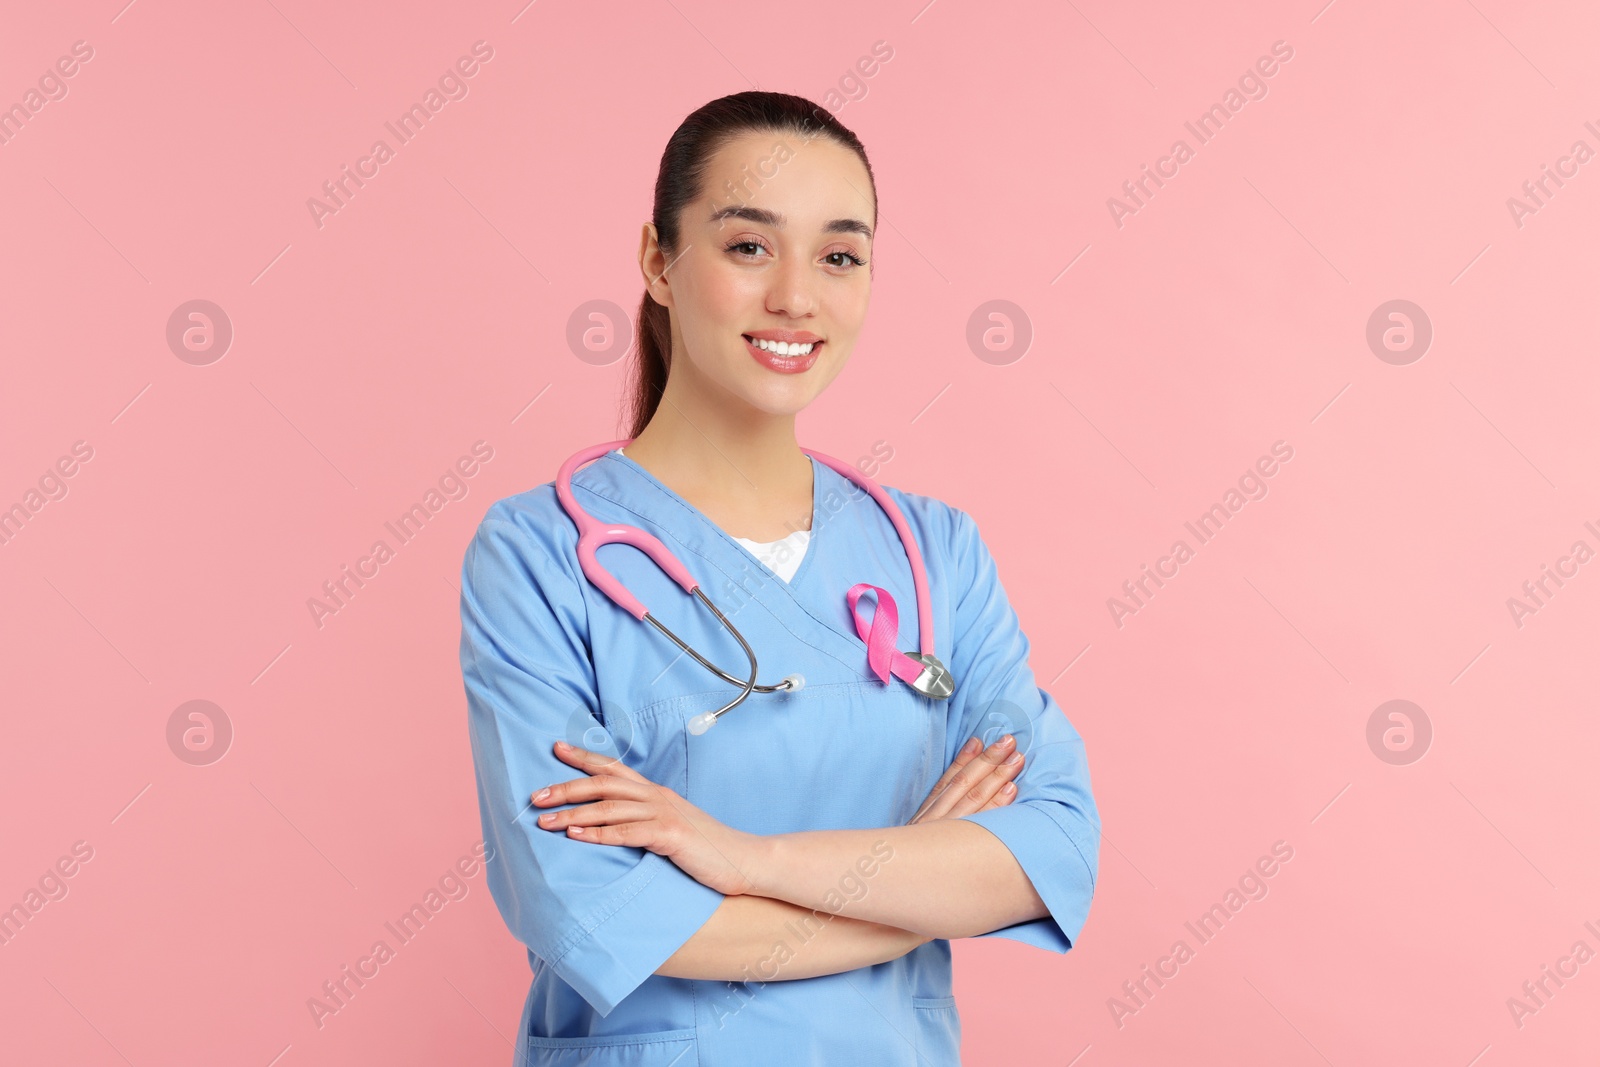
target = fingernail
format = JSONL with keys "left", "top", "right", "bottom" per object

{"left": 962, "top": 738, "right": 979, "bottom": 756}
{"left": 535, "top": 787, "right": 552, "bottom": 801}
{"left": 1006, "top": 751, "right": 1022, "bottom": 765}
{"left": 1000, "top": 734, "right": 1015, "bottom": 747}
{"left": 554, "top": 740, "right": 571, "bottom": 751}
{"left": 1001, "top": 781, "right": 1016, "bottom": 795}
{"left": 570, "top": 826, "right": 584, "bottom": 835}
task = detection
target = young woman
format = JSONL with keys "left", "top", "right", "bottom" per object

{"left": 461, "top": 91, "right": 1100, "bottom": 1066}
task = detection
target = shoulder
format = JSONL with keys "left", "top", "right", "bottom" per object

{"left": 466, "top": 451, "right": 639, "bottom": 560}
{"left": 874, "top": 480, "right": 985, "bottom": 570}
{"left": 472, "top": 481, "right": 569, "bottom": 539}
{"left": 461, "top": 481, "right": 584, "bottom": 595}
{"left": 459, "top": 483, "right": 599, "bottom": 678}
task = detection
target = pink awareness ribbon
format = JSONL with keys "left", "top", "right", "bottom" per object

{"left": 845, "top": 583, "right": 926, "bottom": 688}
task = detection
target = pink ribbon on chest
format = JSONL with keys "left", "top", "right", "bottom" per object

{"left": 845, "top": 583, "right": 927, "bottom": 688}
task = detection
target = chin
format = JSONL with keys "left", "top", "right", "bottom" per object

{"left": 744, "top": 389, "right": 821, "bottom": 418}
{"left": 717, "top": 368, "right": 823, "bottom": 412}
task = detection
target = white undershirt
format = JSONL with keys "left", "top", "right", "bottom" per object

{"left": 614, "top": 449, "right": 812, "bottom": 583}
{"left": 733, "top": 528, "right": 811, "bottom": 583}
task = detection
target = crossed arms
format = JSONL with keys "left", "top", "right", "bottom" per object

{"left": 526, "top": 732, "right": 1045, "bottom": 983}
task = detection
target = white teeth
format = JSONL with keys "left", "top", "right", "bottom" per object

{"left": 746, "top": 336, "right": 816, "bottom": 356}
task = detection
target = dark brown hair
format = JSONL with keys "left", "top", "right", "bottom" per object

{"left": 625, "top": 91, "right": 877, "bottom": 438}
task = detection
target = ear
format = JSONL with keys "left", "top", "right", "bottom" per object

{"left": 638, "top": 222, "right": 675, "bottom": 310}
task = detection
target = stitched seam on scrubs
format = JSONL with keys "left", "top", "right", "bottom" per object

{"left": 1028, "top": 785, "right": 1100, "bottom": 843}
{"left": 469, "top": 511, "right": 598, "bottom": 687}
{"left": 470, "top": 509, "right": 610, "bottom": 795}
{"left": 525, "top": 1030, "right": 696, "bottom": 1048}
{"left": 573, "top": 459, "right": 908, "bottom": 675}
{"left": 1053, "top": 816, "right": 1098, "bottom": 892}
{"left": 486, "top": 504, "right": 598, "bottom": 656}
{"left": 980, "top": 802, "right": 1098, "bottom": 892}
{"left": 986, "top": 766, "right": 1099, "bottom": 893}
{"left": 464, "top": 515, "right": 601, "bottom": 774}
{"left": 544, "top": 855, "right": 664, "bottom": 967}
{"left": 961, "top": 804, "right": 1097, "bottom": 932}
{"left": 629, "top": 679, "right": 893, "bottom": 726}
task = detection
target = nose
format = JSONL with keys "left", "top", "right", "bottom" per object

{"left": 764, "top": 254, "right": 819, "bottom": 319}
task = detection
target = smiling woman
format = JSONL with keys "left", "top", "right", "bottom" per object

{"left": 461, "top": 90, "right": 1101, "bottom": 1067}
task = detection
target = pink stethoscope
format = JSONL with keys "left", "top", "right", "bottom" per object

{"left": 555, "top": 440, "right": 955, "bottom": 734}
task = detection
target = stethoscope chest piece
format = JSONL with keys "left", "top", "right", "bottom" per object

{"left": 906, "top": 653, "right": 955, "bottom": 700}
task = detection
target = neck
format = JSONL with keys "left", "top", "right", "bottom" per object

{"left": 622, "top": 364, "right": 814, "bottom": 540}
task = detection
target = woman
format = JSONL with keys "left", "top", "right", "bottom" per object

{"left": 460, "top": 91, "right": 1100, "bottom": 1066}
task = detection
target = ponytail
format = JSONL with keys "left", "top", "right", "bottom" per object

{"left": 626, "top": 289, "right": 673, "bottom": 439}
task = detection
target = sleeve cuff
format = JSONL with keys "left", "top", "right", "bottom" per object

{"left": 546, "top": 851, "right": 727, "bottom": 1017}
{"left": 958, "top": 802, "right": 1097, "bottom": 951}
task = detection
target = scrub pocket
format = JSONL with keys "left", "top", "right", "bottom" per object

{"left": 522, "top": 1027, "right": 697, "bottom": 1067}
{"left": 912, "top": 996, "right": 961, "bottom": 1065}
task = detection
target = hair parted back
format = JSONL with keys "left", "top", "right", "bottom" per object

{"left": 625, "top": 91, "right": 877, "bottom": 439}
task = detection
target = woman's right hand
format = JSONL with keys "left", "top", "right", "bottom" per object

{"left": 908, "top": 734, "right": 1023, "bottom": 824}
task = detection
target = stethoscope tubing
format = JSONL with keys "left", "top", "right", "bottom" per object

{"left": 554, "top": 438, "right": 943, "bottom": 727}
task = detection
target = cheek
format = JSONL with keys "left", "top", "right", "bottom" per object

{"left": 689, "top": 260, "right": 757, "bottom": 316}
{"left": 824, "top": 275, "right": 871, "bottom": 324}
{"left": 679, "top": 270, "right": 762, "bottom": 348}
{"left": 813, "top": 293, "right": 868, "bottom": 363}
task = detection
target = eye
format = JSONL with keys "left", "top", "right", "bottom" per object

{"left": 724, "top": 240, "right": 867, "bottom": 270}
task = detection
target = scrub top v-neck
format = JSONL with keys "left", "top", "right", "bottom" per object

{"left": 612, "top": 447, "right": 813, "bottom": 583}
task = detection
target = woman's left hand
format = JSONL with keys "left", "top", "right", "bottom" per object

{"left": 532, "top": 740, "right": 763, "bottom": 897}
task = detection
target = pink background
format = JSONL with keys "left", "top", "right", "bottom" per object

{"left": 3, "top": 0, "right": 1598, "bottom": 1063}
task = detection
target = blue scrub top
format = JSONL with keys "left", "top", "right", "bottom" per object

{"left": 460, "top": 449, "right": 1100, "bottom": 1066}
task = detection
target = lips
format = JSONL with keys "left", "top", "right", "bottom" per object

{"left": 743, "top": 334, "right": 821, "bottom": 375}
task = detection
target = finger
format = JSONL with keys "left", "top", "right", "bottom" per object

{"left": 921, "top": 735, "right": 1017, "bottom": 821}
{"left": 926, "top": 737, "right": 1022, "bottom": 821}
{"left": 910, "top": 738, "right": 982, "bottom": 822}
{"left": 916, "top": 746, "right": 993, "bottom": 822}
{"left": 552, "top": 740, "right": 649, "bottom": 783}
{"left": 533, "top": 775, "right": 654, "bottom": 808}
{"left": 566, "top": 819, "right": 662, "bottom": 849}
{"left": 951, "top": 751, "right": 1021, "bottom": 817}
{"left": 537, "top": 798, "right": 657, "bottom": 831}
{"left": 979, "top": 780, "right": 1019, "bottom": 811}
{"left": 922, "top": 738, "right": 980, "bottom": 799}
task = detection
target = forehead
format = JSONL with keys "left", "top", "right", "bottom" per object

{"left": 699, "top": 129, "right": 875, "bottom": 234}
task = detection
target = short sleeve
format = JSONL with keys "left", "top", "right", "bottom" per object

{"left": 943, "top": 506, "right": 1100, "bottom": 952}
{"left": 460, "top": 505, "right": 725, "bottom": 1017}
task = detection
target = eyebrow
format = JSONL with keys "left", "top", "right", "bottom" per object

{"left": 707, "top": 205, "right": 873, "bottom": 240}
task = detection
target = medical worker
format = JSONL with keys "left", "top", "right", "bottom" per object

{"left": 461, "top": 90, "right": 1100, "bottom": 1065}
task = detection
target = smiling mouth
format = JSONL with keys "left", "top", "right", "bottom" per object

{"left": 742, "top": 334, "right": 822, "bottom": 358}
